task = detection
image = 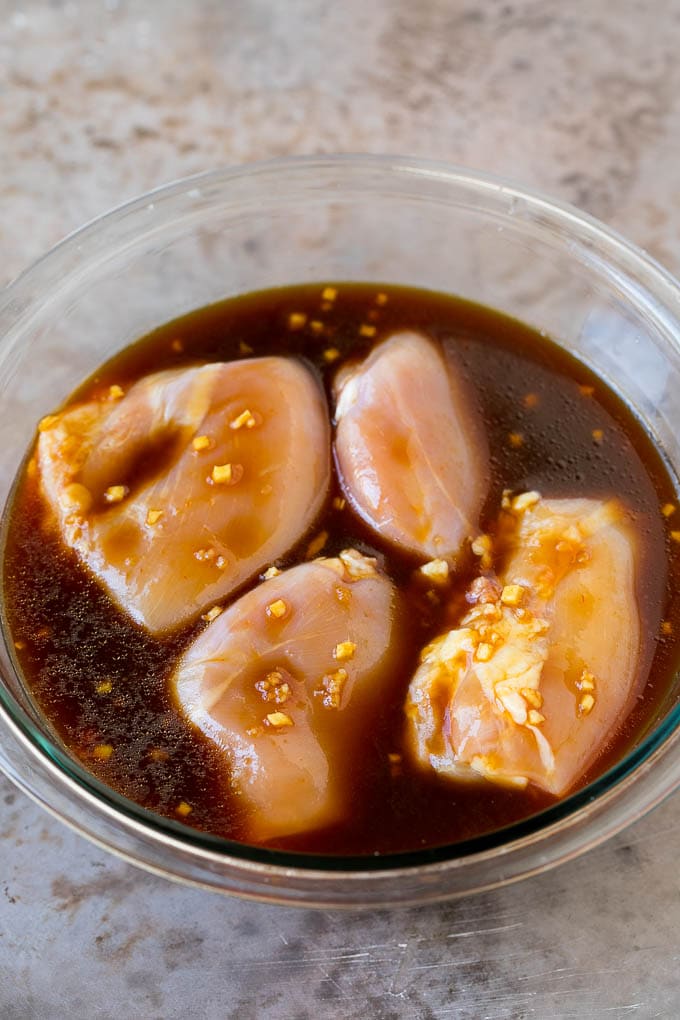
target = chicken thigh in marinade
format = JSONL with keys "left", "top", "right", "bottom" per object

{"left": 172, "top": 550, "right": 401, "bottom": 841}
{"left": 406, "top": 493, "right": 642, "bottom": 796}
{"left": 333, "top": 332, "right": 488, "bottom": 563}
{"left": 36, "top": 359, "right": 330, "bottom": 634}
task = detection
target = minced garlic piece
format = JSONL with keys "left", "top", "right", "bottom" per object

{"left": 527, "top": 709, "right": 545, "bottom": 726}
{"left": 288, "top": 312, "right": 307, "bottom": 330}
{"left": 211, "top": 463, "right": 233, "bottom": 484}
{"left": 523, "top": 392, "right": 539, "bottom": 409}
{"left": 323, "top": 347, "right": 341, "bottom": 363}
{"left": 95, "top": 680, "right": 112, "bottom": 695}
{"left": 265, "top": 711, "right": 294, "bottom": 728}
{"left": 661, "top": 620, "right": 673, "bottom": 636}
{"left": 321, "top": 286, "right": 337, "bottom": 302}
{"left": 420, "top": 559, "right": 450, "bottom": 584}
{"left": 104, "top": 485, "right": 127, "bottom": 504}
{"left": 521, "top": 687, "right": 543, "bottom": 708}
{"left": 230, "top": 409, "right": 257, "bottom": 430}
{"left": 579, "top": 693, "right": 595, "bottom": 715}
{"left": 579, "top": 384, "right": 595, "bottom": 397}
{"left": 338, "top": 548, "right": 378, "bottom": 580}
{"left": 194, "top": 547, "right": 216, "bottom": 562}
{"left": 93, "top": 744, "right": 113, "bottom": 760}
{"left": 148, "top": 748, "right": 170, "bottom": 762}
{"left": 375, "top": 292, "right": 388, "bottom": 305}
{"left": 309, "top": 320, "right": 324, "bottom": 335}
{"left": 262, "top": 566, "right": 281, "bottom": 580}
{"left": 239, "top": 340, "right": 254, "bottom": 355}
{"left": 501, "top": 584, "right": 525, "bottom": 607}
{"left": 60, "top": 483, "right": 92, "bottom": 514}
{"left": 661, "top": 503, "right": 676, "bottom": 517}
{"left": 475, "top": 642, "right": 492, "bottom": 662}
{"left": 592, "top": 429, "right": 604, "bottom": 444}
{"left": 359, "top": 323, "right": 376, "bottom": 338}
{"left": 266, "top": 599, "right": 288, "bottom": 620}
{"left": 192, "top": 434, "right": 211, "bottom": 451}
{"left": 108, "top": 384, "right": 125, "bottom": 400}
{"left": 314, "top": 668, "right": 348, "bottom": 709}
{"left": 306, "top": 530, "right": 328, "bottom": 558}
{"left": 578, "top": 668, "right": 596, "bottom": 691}
{"left": 171, "top": 338, "right": 184, "bottom": 353}
{"left": 176, "top": 801, "right": 193, "bottom": 816}
{"left": 201, "top": 606, "right": 223, "bottom": 623}
{"left": 334, "top": 640, "right": 356, "bottom": 661}
{"left": 671, "top": 531, "right": 680, "bottom": 544}
{"left": 512, "top": 491, "right": 541, "bottom": 513}
{"left": 508, "top": 432, "right": 524, "bottom": 449}
{"left": 333, "top": 496, "right": 346, "bottom": 510}
{"left": 146, "top": 509, "right": 163, "bottom": 526}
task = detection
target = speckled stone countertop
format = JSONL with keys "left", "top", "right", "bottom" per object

{"left": 1, "top": 2, "right": 679, "bottom": 1017}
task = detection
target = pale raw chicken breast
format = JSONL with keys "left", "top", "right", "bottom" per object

{"left": 172, "top": 550, "right": 401, "bottom": 841}
{"left": 406, "top": 493, "right": 642, "bottom": 796}
{"left": 37, "top": 359, "right": 330, "bottom": 634}
{"left": 333, "top": 331, "right": 488, "bottom": 562}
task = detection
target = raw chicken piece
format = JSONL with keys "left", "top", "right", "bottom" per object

{"left": 37, "top": 359, "right": 330, "bottom": 634}
{"left": 406, "top": 493, "right": 642, "bottom": 796}
{"left": 333, "top": 331, "right": 488, "bottom": 562}
{"left": 172, "top": 550, "right": 401, "bottom": 841}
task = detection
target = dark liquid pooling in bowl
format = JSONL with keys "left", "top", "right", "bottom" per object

{"left": 3, "top": 284, "right": 680, "bottom": 855}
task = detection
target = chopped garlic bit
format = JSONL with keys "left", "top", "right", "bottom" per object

{"left": 338, "top": 548, "right": 378, "bottom": 580}
{"left": 210, "top": 462, "right": 243, "bottom": 486}
{"left": 332, "top": 496, "right": 346, "bottom": 511}
{"left": 671, "top": 531, "right": 680, "bottom": 544}
{"left": 592, "top": 428, "right": 604, "bottom": 444}
{"left": 579, "top": 384, "right": 595, "bottom": 397}
{"left": 215, "top": 555, "right": 227, "bottom": 570}
{"left": 375, "top": 292, "right": 388, "bottom": 306}
{"left": 419, "top": 559, "right": 450, "bottom": 584}
{"left": 104, "top": 484, "right": 128, "bottom": 504}
{"left": 171, "top": 338, "right": 184, "bottom": 353}
{"left": 194, "top": 546, "right": 216, "bottom": 562}
{"left": 527, "top": 709, "right": 545, "bottom": 726}
{"left": 265, "top": 711, "right": 294, "bottom": 728}
{"left": 60, "top": 483, "right": 92, "bottom": 514}
{"left": 577, "top": 668, "right": 596, "bottom": 692}
{"left": 475, "top": 642, "right": 493, "bottom": 662}
{"left": 314, "top": 668, "right": 348, "bottom": 709}
{"left": 334, "top": 640, "right": 356, "bottom": 661}
{"left": 192, "top": 434, "right": 211, "bottom": 451}
{"left": 239, "top": 340, "right": 254, "bottom": 355}
{"left": 512, "top": 491, "right": 541, "bottom": 513}
{"left": 266, "top": 598, "right": 288, "bottom": 620}
{"left": 323, "top": 347, "right": 341, "bottom": 363}
{"left": 146, "top": 508, "right": 163, "bottom": 526}
{"left": 508, "top": 431, "right": 524, "bottom": 449}
{"left": 306, "top": 530, "right": 328, "bottom": 558}
{"left": 149, "top": 748, "right": 170, "bottom": 762}
{"left": 501, "top": 584, "right": 525, "bottom": 607}
{"left": 108, "top": 384, "right": 125, "bottom": 400}
{"left": 287, "top": 312, "right": 307, "bottom": 330}
{"left": 309, "top": 320, "right": 324, "bottom": 335}
{"left": 321, "top": 286, "right": 337, "bottom": 302}
{"left": 229, "top": 408, "right": 257, "bottom": 430}
{"left": 93, "top": 743, "right": 113, "bottom": 760}
{"left": 176, "top": 800, "right": 193, "bottom": 816}
{"left": 661, "top": 503, "right": 676, "bottom": 518}
{"left": 471, "top": 534, "right": 493, "bottom": 569}
{"left": 523, "top": 392, "right": 539, "bottom": 409}
{"left": 95, "top": 680, "right": 113, "bottom": 695}
{"left": 359, "top": 323, "right": 376, "bottom": 338}
{"left": 255, "top": 670, "right": 292, "bottom": 705}
{"left": 201, "top": 605, "right": 223, "bottom": 623}
{"left": 579, "top": 693, "right": 595, "bottom": 715}
{"left": 262, "top": 565, "right": 281, "bottom": 580}
{"left": 661, "top": 620, "right": 673, "bottom": 636}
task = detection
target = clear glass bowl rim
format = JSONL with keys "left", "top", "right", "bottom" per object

{"left": 1, "top": 153, "right": 679, "bottom": 905}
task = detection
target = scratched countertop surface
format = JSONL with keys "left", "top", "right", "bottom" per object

{"left": 1, "top": 2, "right": 680, "bottom": 1017}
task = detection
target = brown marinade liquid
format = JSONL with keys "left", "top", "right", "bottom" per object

{"left": 3, "top": 284, "right": 680, "bottom": 856}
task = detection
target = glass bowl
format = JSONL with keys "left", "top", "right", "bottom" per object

{"left": 0, "top": 155, "right": 679, "bottom": 908}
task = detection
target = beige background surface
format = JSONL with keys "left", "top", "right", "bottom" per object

{"left": 1, "top": 2, "right": 679, "bottom": 1017}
